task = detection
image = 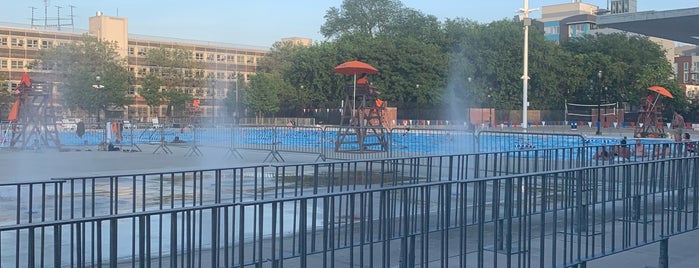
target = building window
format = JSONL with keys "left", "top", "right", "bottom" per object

{"left": 138, "top": 67, "right": 146, "bottom": 75}
{"left": 11, "top": 38, "right": 24, "bottom": 47}
{"left": 216, "top": 54, "right": 225, "bottom": 61}
{"left": 0, "top": 60, "right": 7, "bottom": 69}
{"left": 40, "top": 62, "right": 53, "bottom": 71}
{"left": 544, "top": 25, "right": 559, "bottom": 35}
{"left": 226, "top": 55, "right": 234, "bottom": 62}
{"left": 206, "top": 54, "right": 214, "bottom": 61}
{"left": 217, "top": 72, "right": 225, "bottom": 79}
{"left": 11, "top": 60, "right": 24, "bottom": 69}
{"left": 0, "top": 37, "right": 7, "bottom": 46}
{"left": 195, "top": 52, "right": 204, "bottom": 60}
{"left": 26, "top": 39, "right": 39, "bottom": 48}
{"left": 128, "top": 47, "right": 134, "bottom": 55}
{"left": 137, "top": 48, "right": 146, "bottom": 56}
{"left": 237, "top": 56, "right": 245, "bottom": 63}
{"left": 684, "top": 62, "right": 690, "bottom": 83}
{"left": 41, "top": 40, "right": 53, "bottom": 49}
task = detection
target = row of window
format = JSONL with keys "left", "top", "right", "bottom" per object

{"left": 0, "top": 59, "right": 25, "bottom": 69}
{"left": 0, "top": 36, "right": 55, "bottom": 49}
{"left": 680, "top": 62, "right": 699, "bottom": 83}
{"left": 128, "top": 47, "right": 257, "bottom": 64}
{"left": 128, "top": 66, "right": 248, "bottom": 81}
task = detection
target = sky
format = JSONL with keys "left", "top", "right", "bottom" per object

{"left": 3, "top": 0, "right": 697, "bottom": 48}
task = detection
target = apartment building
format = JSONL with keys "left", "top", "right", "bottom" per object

{"left": 675, "top": 46, "right": 699, "bottom": 102}
{"left": 0, "top": 12, "right": 271, "bottom": 123}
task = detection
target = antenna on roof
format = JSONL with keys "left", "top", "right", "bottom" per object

{"left": 29, "top": 1, "right": 76, "bottom": 30}
{"left": 29, "top": 6, "right": 37, "bottom": 28}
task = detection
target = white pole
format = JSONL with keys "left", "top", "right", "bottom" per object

{"left": 352, "top": 73, "right": 357, "bottom": 118}
{"left": 519, "top": 0, "right": 534, "bottom": 130}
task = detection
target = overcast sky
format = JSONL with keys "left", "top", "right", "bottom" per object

{"left": 3, "top": 0, "right": 697, "bottom": 47}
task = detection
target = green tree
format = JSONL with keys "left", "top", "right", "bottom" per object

{"left": 142, "top": 47, "right": 205, "bottom": 118}
{"left": 243, "top": 73, "right": 284, "bottom": 118}
{"left": 36, "top": 34, "right": 133, "bottom": 121}
{"left": 562, "top": 33, "right": 677, "bottom": 107}
{"left": 320, "top": 0, "right": 404, "bottom": 39}
{"left": 0, "top": 74, "right": 14, "bottom": 119}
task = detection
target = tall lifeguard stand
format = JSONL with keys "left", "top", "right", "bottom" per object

{"left": 335, "top": 81, "right": 388, "bottom": 152}
{"left": 8, "top": 74, "right": 62, "bottom": 150}
{"left": 634, "top": 86, "right": 672, "bottom": 138}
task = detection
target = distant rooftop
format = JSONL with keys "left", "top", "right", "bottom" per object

{"left": 0, "top": 21, "right": 270, "bottom": 51}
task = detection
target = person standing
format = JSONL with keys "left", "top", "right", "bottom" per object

{"left": 671, "top": 110, "right": 685, "bottom": 142}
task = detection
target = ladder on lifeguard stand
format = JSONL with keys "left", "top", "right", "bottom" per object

{"left": 335, "top": 83, "right": 388, "bottom": 152}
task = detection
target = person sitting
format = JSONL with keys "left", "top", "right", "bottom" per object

{"left": 171, "top": 136, "right": 186, "bottom": 143}
{"left": 684, "top": 133, "right": 695, "bottom": 154}
{"left": 357, "top": 73, "right": 369, "bottom": 85}
{"left": 653, "top": 144, "right": 671, "bottom": 158}
{"left": 611, "top": 145, "right": 631, "bottom": 159}
{"left": 594, "top": 144, "right": 610, "bottom": 160}
{"left": 632, "top": 139, "right": 647, "bottom": 157}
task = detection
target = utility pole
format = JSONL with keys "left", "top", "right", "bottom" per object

{"left": 518, "top": 0, "right": 536, "bottom": 129}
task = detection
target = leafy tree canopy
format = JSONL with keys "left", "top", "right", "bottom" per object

{"left": 35, "top": 34, "right": 133, "bottom": 118}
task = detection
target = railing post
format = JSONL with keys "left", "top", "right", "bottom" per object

{"left": 54, "top": 225, "right": 62, "bottom": 268}
{"left": 659, "top": 237, "right": 669, "bottom": 268}
{"left": 110, "top": 218, "right": 118, "bottom": 268}
{"left": 497, "top": 218, "right": 504, "bottom": 250}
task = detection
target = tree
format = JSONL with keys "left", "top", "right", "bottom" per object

{"left": 142, "top": 47, "right": 205, "bottom": 118}
{"left": 243, "top": 73, "right": 284, "bottom": 118}
{"left": 0, "top": 74, "right": 14, "bottom": 119}
{"left": 35, "top": 34, "right": 133, "bottom": 121}
{"left": 320, "top": 0, "right": 404, "bottom": 39}
{"left": 562, "top": 33, "right": 677, "bottom": 107}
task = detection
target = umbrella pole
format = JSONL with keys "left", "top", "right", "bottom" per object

{"left": 650, "top": 93, "right": 660, "bottom": 111}
{"left": 353, "top": 73, "right": 357, "bottom": 118}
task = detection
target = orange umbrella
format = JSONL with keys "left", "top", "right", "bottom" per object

{"left": 648, "top": 86, "right": 673, "bottom": 99}
{"left": 333, "top": 61, "right": 378, "bottom": 114}
{"left": 647, "top": 86, "right": 673, "bottom": 111}
{"left": 19, "top": 73, "right": 31, "bottom": 88}
{"left": 333, "top": 60, "right": 378, "bottom": 75}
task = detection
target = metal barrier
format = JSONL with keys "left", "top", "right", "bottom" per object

{"left": 476, "top": 130, "right": 586, "bottom": 152}
{"left": 0, "top": 154, "right": 697, "bottom": 267}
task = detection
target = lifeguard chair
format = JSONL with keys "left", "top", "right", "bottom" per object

{"left": 634, "top": 86, "right": 672, "bottom": 138}
{"left": 8, "top": 73, "right": 62, "bottom": 150}
{"left": 335, "top": 80, "right": 388, "bottom": 152}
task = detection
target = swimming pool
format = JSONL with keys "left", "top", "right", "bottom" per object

{"left": 1, "top": 126, "right": 673, "bottom": 157}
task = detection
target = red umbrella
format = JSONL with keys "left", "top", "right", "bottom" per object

{"left": 648, "top": 86, "right": 673, "bottom": 99}
{"left": 333, "top": 60, "right": 378, "bottom": 75}
{"left": 333, "top": 61, "right": 378, "bottom": 114}
{"left": 647, "top": 86, "right": 673, "bottom": 111}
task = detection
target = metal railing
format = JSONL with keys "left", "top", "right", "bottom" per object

{"left": 0, "top": 153, "right": 697, "bottom": 267}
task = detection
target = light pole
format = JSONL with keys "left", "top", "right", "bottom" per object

{"left": 92, "top": 75, "right": 105, "bottom": 122}
{"left": 596, "top": 70, "right": 602, "bottom": 135}
{"left": 210, "top": 80, "right": 216, "bottom": 126}
{"left": 233, "top": 75, "right": 240, "bottom": 125}
{"left": 519, "top": 0, "right": 536, "bottom": 130}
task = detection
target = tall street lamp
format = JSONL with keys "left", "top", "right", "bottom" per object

{"left": 210, "top": 80, "right": 216, "bottom": 126}
{"left": 92, "top": 75, "right": 105, "bottom": 122}
{"left": 596, "top": 70, "right": 603, "bottom": 135}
